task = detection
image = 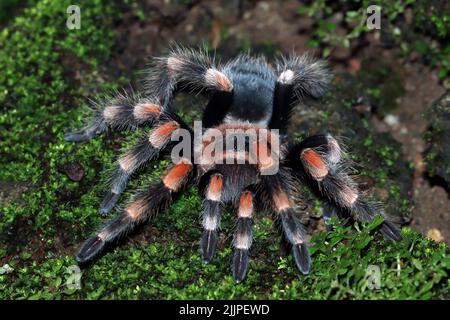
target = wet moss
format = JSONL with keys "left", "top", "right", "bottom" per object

{"left": 0, "top": 0, "right": 127, "bottom": 275}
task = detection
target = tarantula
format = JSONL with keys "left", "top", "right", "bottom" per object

{"left": 66, "top": 46, "right": 402, "bottom": 282}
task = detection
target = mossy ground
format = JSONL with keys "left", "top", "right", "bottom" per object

{"left": 0, "top": 0, "right": 449, "bottom": 299}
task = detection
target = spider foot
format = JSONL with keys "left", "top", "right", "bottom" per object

{"left": 280, "top": 208, "right": 311, "bottom": 275}
{"left": 64, "top": 129, "right": 91, "bottom": 142}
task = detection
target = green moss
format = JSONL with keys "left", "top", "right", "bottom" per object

{"left": 0, "top": 0, "right": 34, "bottom": 24}
{"left": 292, "top": 76, "right": 413, "bottom": 223}
{"left": 299, "top": 0, "right": 414, "bottom": 57}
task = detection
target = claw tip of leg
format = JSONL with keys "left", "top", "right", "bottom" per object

{"left": 98, "top": 208, "right": 110, "bottom": 216}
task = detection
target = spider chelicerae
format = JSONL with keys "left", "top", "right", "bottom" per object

{"left": 66, "top": 46, "right": 402, "bottom": 282}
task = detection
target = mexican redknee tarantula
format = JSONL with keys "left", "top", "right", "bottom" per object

{"left": 66, "top": 46, "right": 402, "bottom": 282}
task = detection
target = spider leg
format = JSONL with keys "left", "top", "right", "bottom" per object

{"left": 262, "top": 171, "right": 311, "bottom": 275}
{"left": 232, "top": 191, "right": 254, "bottom": 283}
{"left": 76, "top": 159, "right": 192, "bottom": 263}
{"left": 270, "top": 54, "right": 331, "bottom": 131}
{"left": 201, "top": 173, "right": 224, "bottom": 262}
{"left": 65, "top": 93, "right": 162, "bottom": 142}
{"left": 146, "top": 45, "right": 233, "bottom": 108}
{"left": 287, "top": 134, "right": 402, "bottom": 241}
{"left": 99, "top": 112, "right": 190, "bottom": 215}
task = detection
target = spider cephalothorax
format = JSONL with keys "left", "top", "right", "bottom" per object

{"left": 66, "top": 46, "right": 402, "bottom": 282}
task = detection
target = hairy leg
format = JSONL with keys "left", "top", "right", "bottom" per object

{"left": 270, "top": 53, "right": 331, "bottom": 131}
{"left": 261, "top": 170, "right": 311, "bottom": 275}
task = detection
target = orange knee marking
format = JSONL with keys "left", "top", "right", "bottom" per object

{"left": 154, "top": 121, "right": 179, "bottom": 136}
{"left": 301, "top": 148, "right": 328, "bottom": 180}
{"left": 205, "top": 69, "right": 233, "bottom": 92}
{"left": 149, "top": 121, "right": 179, "bottom": 148}
{"left": 273, "top": 190, "right": 291, "bottom": 212}
{"left": 302, "top": 148, "right": 325, "bottom": 168}
{"left": 162, "top": 160, "right": 192, "bottom": 191}
{"left": 143, "top": 104, "right": 161, "bottom": 113}
{"left": 206, "top": 174, "right": 223, "bottom": 201}
{"left": 239, "top": 191, "right": 253, "bottom": 218}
